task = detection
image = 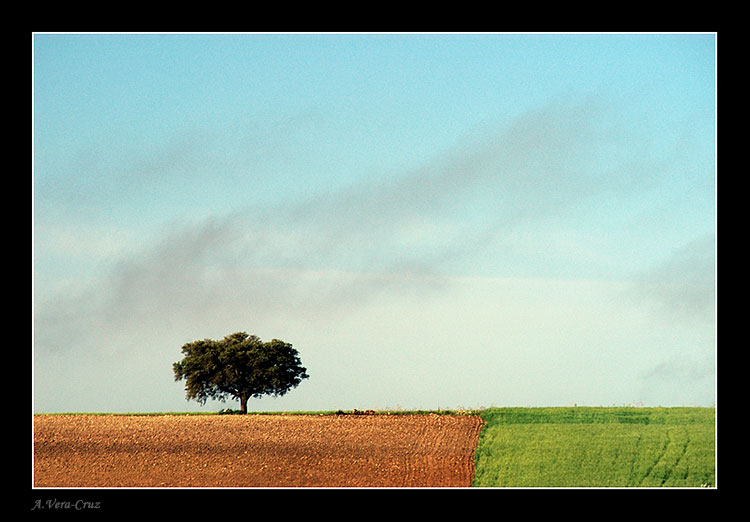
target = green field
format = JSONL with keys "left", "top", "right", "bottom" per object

{"left": 471, "top": 407, "right": 715, "bottom": 487}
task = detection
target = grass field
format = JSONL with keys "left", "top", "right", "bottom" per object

{"left": 471, "top": 407, "right": 716, "bottom": 487}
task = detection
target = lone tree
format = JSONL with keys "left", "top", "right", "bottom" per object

{"left": 173, "top": 332, "right": 309, "bottom": 414}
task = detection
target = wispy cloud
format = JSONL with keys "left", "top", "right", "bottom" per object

{"left": 624, "top": 232, "right": 716, "bottom": 406}
{"left": 630, "top": 233, "right": 716, "bottom": 324}
{"left": 241, "top": 94, "right": 664, "bottom": 271}
{"left": 34, "top": 95, "right": 688, "bottom": 355}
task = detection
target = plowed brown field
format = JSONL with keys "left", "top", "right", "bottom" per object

{"left": 33, "top": 414, "right": 485, "bottom": 488}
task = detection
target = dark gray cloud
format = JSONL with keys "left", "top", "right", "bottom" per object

{"left": 638, "top": 350, "right": 716, "bottom": 406}
{"left": 262, "top": 95, "right": 659, "bottom": 271}
{"left": 629, "top": 233, "right": 716, "bottom": 406}
{"left": 34, "top": 94, "right": 696, "bottom": 362}
{"left": 630, "top": 233, "right": 716, "bottom": 324}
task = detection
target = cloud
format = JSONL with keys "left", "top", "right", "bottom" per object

{"left": 250, "top": 94, "right": 661, "bottom": 269}
{"left": 34, "top": 95, "right": 678, "bottom": 353}
{"left": 637, "top": 350, "right": 716, "bottom": 407}
{"left": 624, "top": 233, "right": 717, "bottom": 406}
{"left": 630, "top": 233, "right": 716, "bottom": 324}
{"left": 34, "top": 94, "right": 716, "bottom": 410}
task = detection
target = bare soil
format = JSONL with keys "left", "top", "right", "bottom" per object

{"left": 33, "top": 414, "right": 485, "bottom": 488}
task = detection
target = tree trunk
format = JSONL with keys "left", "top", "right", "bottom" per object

{"left": 240, "top": 395, "right": 248, "bottom": 414}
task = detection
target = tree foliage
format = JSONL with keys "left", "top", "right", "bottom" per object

{"left": 173, "top": 332, "right": 309, "bottom": 413}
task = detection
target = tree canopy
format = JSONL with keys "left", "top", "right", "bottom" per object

{"left": 173, "top": 332, "right": 309, "bottom": 413}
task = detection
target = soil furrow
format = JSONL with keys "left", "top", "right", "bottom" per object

{"left": 34, "top": 414, "right": 485, "bottom": 488}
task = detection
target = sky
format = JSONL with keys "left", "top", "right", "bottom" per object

{"left": 32, "top": 33, "right": 716, "bottom": 413}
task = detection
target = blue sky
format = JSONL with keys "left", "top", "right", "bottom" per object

{"left": 33, "top": 33, "right": 716, "bottom": 412}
